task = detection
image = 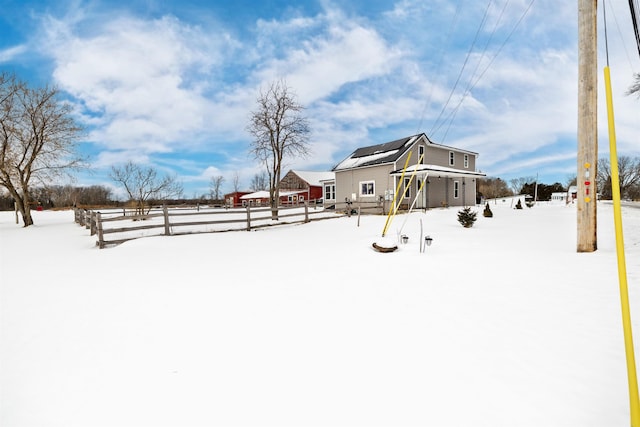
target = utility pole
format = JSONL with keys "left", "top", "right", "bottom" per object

{"left": 577, "top": 0, "right": 598, "bottom": 252}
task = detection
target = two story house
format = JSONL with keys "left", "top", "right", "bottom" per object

{"left": 331, "top": 133, "right": 484, "bottom": 210}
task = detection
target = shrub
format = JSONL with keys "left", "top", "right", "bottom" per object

{"left": 483, "top": 203, "right": 493, "bottom": 218}
{"left": 515, "top": 199, "right": 523, "bottom": 209}
{"left": 457, "top": 207, "right": 477, "bottom": 228}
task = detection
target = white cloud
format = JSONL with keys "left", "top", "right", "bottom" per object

{"left": 0, "top": 45, "right": 27, "bottom": 62}
{"left": 42, "top": 13, "right": 235, "bottom": 156}
{"left": 258, "top": 24, "right": 403, "bottom": 104}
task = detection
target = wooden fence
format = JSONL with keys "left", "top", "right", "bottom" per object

{"left": 75, "top": 203, "right": 345, "bottom": 248}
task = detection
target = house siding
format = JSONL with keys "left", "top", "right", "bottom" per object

{"left": 335, "top": 164, "right": 395, "bottom": 205}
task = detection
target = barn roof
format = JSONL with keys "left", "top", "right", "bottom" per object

{"left": 290, "top": 170, "right": 335, "bottom": 186}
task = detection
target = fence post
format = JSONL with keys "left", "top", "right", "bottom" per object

{"left": 246, "top": 205, "right": 251, "bottom": 231}
{"left": 96, "top": 212, "right": 104, "bottom": 249}
{"left": 90, "top": 211, "right": 97, "bottom": 236}
{"left": 163, "top": 205, "right": 171, "bottom": 236}
{"left": 84, "top": 210, "right": 91, "bottom": 229}
{"left": 357, "top": 206, "right": 361, "bottom": 227}
{"left": 304, "top": 201, "right": 309, "bottom": 223}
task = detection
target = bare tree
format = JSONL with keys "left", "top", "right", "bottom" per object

{"left": 110, "top": 161, "right": 183, "bottom": 214}
{"left": 597, "top": 156, "right": 640, "bottom": 199}
{"left": 250, "top": 170, "right": 269, "bottom": 191}
{"left": 0, "top": 72, "right": 84, "bottom": 226}
{"left": 477, "top": 177, "right": 511, "bottom": 201}
{"left": 231, "top": 171, "right": 240, "bottom": 193}
{"left": 247, "top": 80, "right": 310, "bottom": 218}
{"left": 209, "top": 175, "right": 225, "bottom": 201}
{"left": 626, "top": 73, "right": 640, "bottom": 98}
{"left": 509, "top": 176, "right": 535, "bottom": 195}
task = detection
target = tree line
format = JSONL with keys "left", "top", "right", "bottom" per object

{"left": 477, "top": 155, "right": 640, "bottom": 201}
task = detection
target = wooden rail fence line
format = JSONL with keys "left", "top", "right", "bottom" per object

{"left": 74, "top": 203, "right": 353, "bottom": 248}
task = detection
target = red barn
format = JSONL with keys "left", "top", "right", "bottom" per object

{"left": 279, "top": 170, "right": 335, "bottom": 204}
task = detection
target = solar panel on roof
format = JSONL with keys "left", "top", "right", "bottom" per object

{"left": 351, "top": 136, "right": 411, "bottom": 158}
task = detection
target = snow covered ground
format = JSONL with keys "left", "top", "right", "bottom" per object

{"left": 1, "top": 201, "right": 639, "bottom": 427}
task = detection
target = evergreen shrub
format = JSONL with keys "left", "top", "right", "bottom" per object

{"left": 457, "top": 207, "right": 477, "bottom": 228}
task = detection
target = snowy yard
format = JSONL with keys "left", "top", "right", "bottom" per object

{"left": 1, "top": 201, "right": 639, "bottom": 426}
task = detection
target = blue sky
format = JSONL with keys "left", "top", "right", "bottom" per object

{"left": 1, "top": 0, "right": 638, "bottom": 197}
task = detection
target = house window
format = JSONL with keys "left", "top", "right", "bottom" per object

{"left": 464, "top": 154, "right": 469, "bottom": 168}
{"left": 449, "top": 151, "right": 455, "bottom": 166}
{"left": 419, "top": 145, "right": 425, "bottom": 164}
{"left": 324, "top": 184, "right": 335, "bottom": 200}
{"left": 360, "top": 181, "right": 375, "bottom": 196}
{"left": 454, "top": 181, "right": 460, "bottom": 198}
{"left": 404, "top": 177, "right": 411, "bottom": 199}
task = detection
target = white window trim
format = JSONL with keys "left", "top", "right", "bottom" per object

{"left": 449, "top": 151, "right": 455, "bottom": 167}
{"left": 454, "top": 180, "right": 460, "bottom": 198}
{"left": 404, "top": 177, "right": 411, "bottom": 199}
{"left": 418, "top": 145, "right": 425, "bottom": 164}
{"left": 359, "top": 180, "right": 375, "bottom": 197}
{"left": 324, "top": 184, "right": 335, "bottom": 201}
{"left": 464, "top": 154, "right": 469, "bottom": 168}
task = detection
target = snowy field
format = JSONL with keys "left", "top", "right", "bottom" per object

{"left": 1, "top": 201, "right": 640, "bottom": 427}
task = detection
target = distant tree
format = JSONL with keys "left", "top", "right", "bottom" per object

{"left": 521, "top": 182, "right": 565, "bottom": 201}
{"left": 628, "top": 183, "right": 640, "bottom": 201}
{"left": 509, "top": 176, "right": 534, "bottom": 195}
{"left": 110, "top": 161, "right": 183, "bottom": 215}
{"left": 209, "top": 175, "right": 225, "bottom": 201}
{"left": 231, "top": 171, "right": 240, "bottom": 193}
{"left": 477, "top": 177, "right": 511, "bottom": 201}
{"left": 247, "top": 80, "right": 310, "bottom": 218}
{"left": 46, "top": 184, "right": 112, "bottom": 207}
{"left": 0, "top": 72, "right": 84, "bottom": 226}
{"left": 597, "top": 156, "right": 640, "bottom": 200}
{"left": 250, "top": 171, "right": 269, "bottom": 191}
{"left": 626, "top": 73, "right": 640, "bottom": 98}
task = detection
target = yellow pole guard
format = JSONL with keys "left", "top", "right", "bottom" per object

{"left": 382, "top": 152, "right": 412, "bottom": 237}
{"left": 391, "top": 153, "right": 425, "bottom": 218}
{"left": 605, "top": 65, "right": 640, "bottom": 427}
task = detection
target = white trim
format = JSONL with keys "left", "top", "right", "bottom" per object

{"left": 359, "top": 180, "right": 375, "bottom": 196}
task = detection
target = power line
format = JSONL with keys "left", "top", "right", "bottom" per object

{"left": 435, "top": 0, "right": 535, "bottom": 143}
{"left": 429, "top": 1, "right": 493, "bottom": 139}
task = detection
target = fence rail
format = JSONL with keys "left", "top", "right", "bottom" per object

{"left": 74, "top": 203, "right": 347, "bottom": 248}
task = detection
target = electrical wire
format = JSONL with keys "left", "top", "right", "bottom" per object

{"left": 429, "top": 1, "right": 493, "bottom": 139}
{"left": 435, "top": 0, "right": 535, "bottom": 143}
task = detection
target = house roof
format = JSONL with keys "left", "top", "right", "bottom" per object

{"left": 290, "top": 170, "right": 335, "bottom": 186}
{"left": 333, "top": 134, "right": 422, "bottom": 171}
{"left": 390, "top": 164, "right": 486, "bottom": 178}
